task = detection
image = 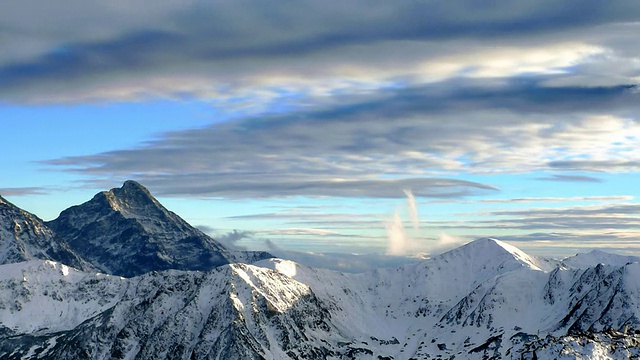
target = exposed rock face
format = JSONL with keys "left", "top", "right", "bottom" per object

{"left": 0, "top": 195, "right": 90, "bottom": 271}
{"left": 46, "top": 181, "right": 271, "bottom": 277}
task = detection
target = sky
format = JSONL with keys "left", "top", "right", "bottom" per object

{"left": 2, "top": 1, "right": 640, "bottom": 269}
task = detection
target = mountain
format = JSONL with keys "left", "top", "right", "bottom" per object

{"left": 4, "top": 238, "right": 640, "bottom": 359}
{"left": 0, "top": 195, "right": 91, "bottom": 271}
{"left": 259, "top": 239, "right": 640, "bottom": 359}
{"left": 0, "top": 260, "right": 348, "bottom": 359}
{"left": 46, "top": 181, "right": 271, "bottom": 277}
{"left": 562, "top": 249, "right": 640, "bottom": 269}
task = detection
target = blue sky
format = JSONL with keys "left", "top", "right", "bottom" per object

{"left": 2, "top": 1, "right": 640, "bottom": 267}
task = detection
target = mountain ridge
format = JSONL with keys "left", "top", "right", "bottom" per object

{"left": 1, "top": 181, "right": 271, "bottom": 278}
{"left": 45, "top": 180, "right": 272, "bottom": 277}
{"left": 4, "top": 240, "right": 640, "bottom": 359}
{"left": 2, "top": 183, "right": 640, "bottom": 359}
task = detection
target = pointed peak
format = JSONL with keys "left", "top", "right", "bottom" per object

{"left": 87, "top": 181, "right": 163, "bottom": 217}
{"left": 459, "top": 237, "right": 516, "bottom": 253}
{"left": 106, "top": 180, "right": 155, "bottom": 203}
{"left": 121, "top": 180, "right": 148, "bottom": 192}
{"left": 113, "top": 180, "right": 152, "bottom": 196}
{"left": 439, "top": 237, "right": 546, "bottom": 271}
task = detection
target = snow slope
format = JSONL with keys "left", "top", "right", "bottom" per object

{"left": 562, "top": 249, "right": 640, "bottom": 269}
{"left": 258, "top": 238, "right": 640, "bottom": 359}
{"left": 0, "top": 260, "right": 353, "bottom": 359}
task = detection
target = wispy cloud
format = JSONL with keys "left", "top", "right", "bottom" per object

{"left": 0, "top": 187, "right": 51, "bottom": 196}
{"left": 40, "top": 88, "right": 640, "bottom": 199}
{"left": 476, "top": 195, "right": 633, "bottom": 203}
{"left": 535, "top": 174, "right": 603, "bottom": 183}
{"left": 263, "top": 239, "right": 419, "bottom": 273}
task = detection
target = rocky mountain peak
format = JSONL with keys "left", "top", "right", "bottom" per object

{"left": 110, "top": 180, "right": 154, "bottom": 202}
{"left": 45, "top": 181, "right": 271, "bottom": 277}
{"left": 96, "top": 180, "right": 163, "bottom": 216}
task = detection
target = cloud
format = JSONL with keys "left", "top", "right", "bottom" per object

{"left": 3, "top": 1, "right": 640, "bottom": 262}
{"left": 491, "top": 203, "right": 640, "bottom": 217}
{"left": 385, "top": 189, "right": 469, "bottom": 256}
{"left": 548, "top": 160, "right": 640, "bottom": 172}
{"left": 259, "top": 228, "right": 357, "bottom": 238}
{"left": 263, "top": 239, "right": 419, "bottom": 273}
{"left": 2, "top": 1, "right": 640, "bottom": 103}
{"left": 535, "top": 174, "right": 603, "bottom": 183}
{"left": 0, "top": 187, "right": 51, "bottom": 196}
{"left": 403, "top": 189, "right": 420, "bottom": 230}
{"left": 476, "top": 195, "right": 634, "bottom": 203}
{"left": 37, "top": 77, "right": 640, "bottom": 199}
{"left": 385, "top": 210, "right": 409, "bottom": 256}
{"left": 195, "top": 226, "right": 254, "bottom": 250}
{"left": 496, "top": 232, "right": 640, "bottom": 258}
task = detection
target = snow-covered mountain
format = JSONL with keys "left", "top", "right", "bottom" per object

{"left": 562, "top": 249, "right": 640, "bottom": 269}
{"left": 2, "top": 183, "right": 640, "bottom": 359}
{"left": 45, "top": 180, "right": 271, "bottom": 277}
{"left": 0, "top": 195, "right": 91, "bottom": 271}
{"left": 3, "top": 237, "right": 640, "bottom": 359}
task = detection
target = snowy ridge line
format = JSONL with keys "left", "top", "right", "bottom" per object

{"left": 3, "top": 239, "right": 640, "bottom": 359}
{"left": 4, "top": 180, "right": 640, "bottom": 358}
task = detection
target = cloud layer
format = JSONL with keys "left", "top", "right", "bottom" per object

{"left": 3, "top": 1, "right": 640, "bottom": 258}
{"left": 2, "top": 0, "right": 640, "bottom": 104}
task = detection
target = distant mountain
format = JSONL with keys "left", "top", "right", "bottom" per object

{"left": 3, "top": 238, "right": 640, "bottom": 359}
{"left": 562, "top": 249, "right": 640, "bottom": 269}
{"left": 46, "top": 180, "right": 271, "bottom": 277}
{"left": 0, "top": 195, "right": 91, "bottom": 271}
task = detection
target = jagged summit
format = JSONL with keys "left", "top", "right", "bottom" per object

{"left": 46, "top": 181, "right": 271, "bottom": 277}
{"left": 106, "top": 180, "right": 155, "bottom": 205}
{"left": 90, "top": 180, "right": 162, "bottom": 217}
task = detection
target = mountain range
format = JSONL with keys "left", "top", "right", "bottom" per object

{"left": 1, "top": 181, "right": 271, "bottom": 277}
{"left": 1, "top": 181, "right": 640, "bottom": 359}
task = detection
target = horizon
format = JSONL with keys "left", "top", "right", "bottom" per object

{"left": 2, "top": 1, "right": 640, "bottom": 267}
{"left": 0, "top": 179, "right": 635, "bottom": 268}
